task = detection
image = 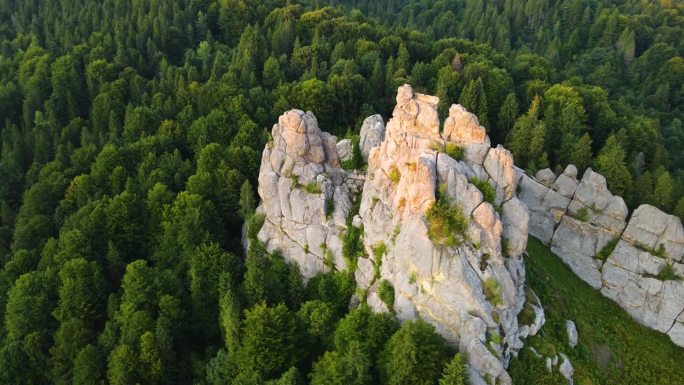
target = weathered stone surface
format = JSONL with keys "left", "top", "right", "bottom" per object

{"left": 336, "top": 138, "right": 352, "bottom": 161}
{"left": 566, "top": 320, "right": 578, "bottom": 348}
{"left": 501, "top": 198, "right": 529, "bottom": 257}
{"left": 443, "top": 104, "right": 487, "bottom": 142}
{"left": 359, "top": 114, "right": 385, "bottom": 161}
{"left": 551, "top": 216, "right": 611, "bottom": 290}
{"left": 558, "top": 353, "right": 574, "bottom": 385}
{"left": 255, "top": 109, "right": 356, "bottom": 279}
{"left": 553, "top": 173, "right": 578, "bottom": 198}
{"left": 518, "top": 174, "right": 567, "bottom": 243}
{"left": 623, "top": 205, "right": 684, "bottom": 261}
{"left": 442, "top": 104, "right": 491, "bottom": 165}
{"left": 517, "top": 161, "right": 684, "bottom": 347}
{"left": 563, "top": 164, "right": 578, "bottom": 179}
{"left": 484, "top": 146, "right": 517, "bottom": 201}
{"left": 601, "top": 240, "right": 684, "bottom": 334}
{"left": 572, "top": 168, "right": 628, "bottom": 223}
{"left": 355, "top": 85, "right": 528, "bottom": 384}
{"left": 535, "top": 168, "right": 556, "bottom": 187}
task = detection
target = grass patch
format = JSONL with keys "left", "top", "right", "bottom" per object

{"left": 427, "top": 185, "right": 468, "bottom": 247}
{"left": 373, "top": 241, "right": 387, "bottom": 259}
{"left": 428, "top": 141, "right": 445, "bottom": 152}
{"left": 469, "top": 177, "right": 495, "bottom": 204}
{"left": 324, "top": 249, "right": 334, "bottom": 269}
{"left": 373, "top": 242, "right": 386, "bottom": 280}
{"left": 325, "top": 196, "right": 335, "bottom": 219}
{"left": 596, "top": 236, "right": 620, "bottom": 261}
{"left": 445, "top": 143, "right": 464, "bottom": 160}
{"left": 342, "top": 199, "right": 364, "bottom": 272}
{"left": 408, "top": 271, "right": 417, "bottom": 284}
{"left": 388, "top": 165, "right": 401, "bottom": 184}
{"left": 483, "top": 277, "right": 503, "bottom": 306}
{"left": 378, "top": 279, "right": 395, "bottom": 311}
{"left": 304, "top": 181, "right": 321, "bottom": 194}
{"left": 573, "top": 206, "right": 589, "bottom": 222}
{"left": 508, "top": 236, "right": 684, "bottom": 385}
{"left": 645, "top": 263, "right": 682, "bottom": 281}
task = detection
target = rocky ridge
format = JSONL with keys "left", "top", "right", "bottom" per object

{"left": 518, "top": 167, "right": 684, "bottom": 347}
{"left": 255, "top": 85, "right": 535, "bottom": 384}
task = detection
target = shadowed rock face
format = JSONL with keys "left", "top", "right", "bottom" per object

{"left": 519, "top": 167, "right": 684, "bottom": 347}
{"left": 255, "top": 85, "right": 532, "bottom": 385}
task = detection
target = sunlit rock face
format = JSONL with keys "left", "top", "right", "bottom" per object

{"left": 356, "top": 85, "right": 528, "bottom": 385}
{"left": 255, "top": 85, "right": 533, "bottom": 384}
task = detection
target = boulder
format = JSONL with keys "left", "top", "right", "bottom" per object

{"left": 550, "top": 217, "right": 609, "bottom": 289}
{"left": 501, "top": 198, "right": 529, "bottom": 257}
{"left": 359, "top": 114, "right": 385, "bottom": 161}
{"left": 443, "top": 104, "right": 488, "bottom": 143}
{"left": 483, "top": 145, "right": 517, "bottom": 201}
{"left": 535, "top": 168, "right": 556, "bottom": 187}
{"left": 336, "top": 138, "right": 352, "bottom": 161}
{"left": 623, "top": 205, "right": 684, "bottom": 261}
{"left": 558, "top": 353, "right": 574, "bottom": 385}
{"left": 566, "top": 320, "right": 578, "bottom": 348}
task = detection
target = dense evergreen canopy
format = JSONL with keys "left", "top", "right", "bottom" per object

{"left": 0, "top": 0, "right": 681, "bottom": 384}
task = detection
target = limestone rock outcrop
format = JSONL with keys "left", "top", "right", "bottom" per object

{"left": 356, "top": 85, "right": 529, "bottom": 385}
{"left": 336, "top": 138, "right": 352, "bottom": 161}
{"left": 256, "top": 110, "right": 360, "bottom": 278}
{"left": 518, "top": 167, "right": 684, "bottom": 347}
{"left": 359, "top": 114, "right": 385, "bottom": 161}
{"left": 255, "top": 86, "right": 533, "bottom": 384}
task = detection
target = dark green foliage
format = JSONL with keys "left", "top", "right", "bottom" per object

{"left": 0, "top": 0, "right": 681, "bottom": 383}
{"left": 378, "top": 320, "right": 450, "bottom": 385}
{"left": 427, "top": 186, "right": 468, "bottom": 247}
{"left": 439, "top": 353, "right": 468, "bottom": 385}
{"left": 236, "top": 302, "right": 297, "bottom": 380}
{"left": 596, "top": 237, "right": 620, "bottom": 261}
{"left": 469, "top": 177, "right": 495, "bottom": 204}
{"left": 243, "top": 243, "right": 304, "bottom": 309}
{"left": 305, "top": 272, "right": 355, "bottom": 317}
{"left": 342, "top": 198, "right": 364, "bottom": 270}
{"left": 333, "top": 307, "right": 399, "bottom": 360}
{"left": 309, "top": 341, "right": 372, "bottom": 385}
{"left": 378, "top": 280, "right": 395, "bottom": 311}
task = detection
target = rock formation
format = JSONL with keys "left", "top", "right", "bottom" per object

{"left": 255, "top": 86, "right": 533, "bottom": 384}
{"left": 356, "top": 86, "right": 529, "bottom": 385}
{"left": 518, "top": 168, "right": 684, "bottom": 347}
{"left": 359, "top": 114, "right": 385, "bottom": 161}
{"left": 256, "top": 110, "right": 363, "bottom": 278}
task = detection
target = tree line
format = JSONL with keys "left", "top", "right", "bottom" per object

{"left": 0, "top": 0, "right": 681, "bottom": 384}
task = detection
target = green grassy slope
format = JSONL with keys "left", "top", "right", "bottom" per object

{"left": 508, "top": 237, "right": 684, "bottom": 385}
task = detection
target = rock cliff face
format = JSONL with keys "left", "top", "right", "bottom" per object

{"left": 256, "top": 110, "right": 364, "bottom": 278}
{"left": 519, "top": 168, "right": 684, "bottom": 347}
{"left": 255, "top": 86, "right": 533, "bottom": 384}
{"left": 356, "top": 86, "right": 529, "bottom": 385}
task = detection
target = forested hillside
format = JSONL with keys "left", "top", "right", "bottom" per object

{"left": 0, "top": 0, "right": 681, "bottom": 384}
